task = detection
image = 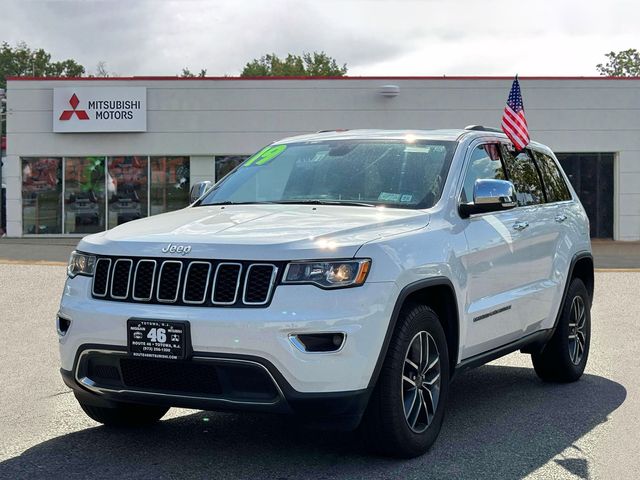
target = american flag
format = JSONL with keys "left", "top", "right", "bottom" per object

{"left": 501, "top": 77, "right": 529, "bottom": 150}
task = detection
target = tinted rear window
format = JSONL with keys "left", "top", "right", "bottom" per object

{"left": 534, "top": 151, "right": 572, "bottom": 202}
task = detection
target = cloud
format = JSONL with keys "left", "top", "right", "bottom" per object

{"left": 0, "top": 0, "right": 638, "bottom": 76}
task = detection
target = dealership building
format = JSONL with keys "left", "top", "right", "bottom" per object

{"left": 2, "top": 76, "right": 639, "bottom": 240}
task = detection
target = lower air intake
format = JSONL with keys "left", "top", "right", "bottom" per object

{"left": 120, "top": 358, "right": 222, "bottom": 395}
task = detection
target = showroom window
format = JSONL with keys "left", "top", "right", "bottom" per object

{"left": 22, "top": 156, "right": 191, "bottom": 235}
{"left": 65, "top": 157, "right": 106, "bottom": 234}
{"left": 22, "top": 157, "right": 63, "bottom": 234}
{"left": 150, "top": 156, "right": 190, "bottom": 216}
{"left": 107, "top": 156, "right": 148, "bottom": 228}
{"left": 215, "top": 155, "right": 249, "bottom": 182}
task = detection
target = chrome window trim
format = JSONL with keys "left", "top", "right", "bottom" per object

{"left": 242, "top": 263, "right": 278, "bottom": 306}
{"left": 132, "top": 259, "right": 157, "bottom": 302}
{"left": 211, "top": 262, "right": 243, "bottom": 305}
{"left": 92, "top": 258, "right": 112, "bottom": 297}
{"left": 182, "top": 261, "right": 212, "bottom": 304}
{"left": 156, "top": 260, "right": 183, "bottom": 303}
{"left": 74, "top": 349, "right": 284, "bottom": 406}
{"left": 109, "top": 258, "right": 133, "bottom": 300}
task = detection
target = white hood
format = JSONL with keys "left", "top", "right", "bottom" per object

{"left": 78, "top": 204, "right": 429, "bottom": 260}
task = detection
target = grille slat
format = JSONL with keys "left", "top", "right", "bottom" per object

{"left": 92, "top": 258, "right": 111, "bottom": 297}
{"left": 157, "top": 261, "right": 183, "bottom": 303}
{"left": 183, "top": 262, "right": 211, "bottom": 304}
{"left": 110, "top": 259, "right": 133, "bottom": 299}
{"left": 132, "top": 260, "right": 157, "bottom": 301}
{"left": 91, "top": 257, "right": 279, "bottom": 307}
{"left": 212, "top": 263, "right": 242, "bottom": 305}
{"left": 243, "top": 264, "right": 277, "bottom": 305}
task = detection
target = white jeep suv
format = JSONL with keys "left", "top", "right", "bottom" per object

{"left": 58, "top": 127, "right": 593, "bottom": 457}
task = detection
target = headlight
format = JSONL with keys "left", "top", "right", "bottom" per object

{"left": 67, "top": 251, "right": 96, "bottom": 278}
{"left": 283, "top": 259, "right": 371, "bottom": 288}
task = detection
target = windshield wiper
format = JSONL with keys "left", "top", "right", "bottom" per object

{"left": 272, "top": 199, "right": 376, "bottom": 207}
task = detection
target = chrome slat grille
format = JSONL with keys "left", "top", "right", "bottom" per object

{"left": 212, "top": 263, "right": 242, "bottom": 305}
{"left": 92, "top": 258, "right": 111, "bottom": 297}
{"left": 157, "top": 261, "right": 183, "bottom": 303}
{"left": 91, "top": 256, "right": 279, "bottom": 308}
{"left": 243, "top": 264, "right": 278, "bottom": 305}
{"left": 132, "top": 260, "right": 156, "bottom": 301}
{"left": 110, "top": 259, "right": 133, "bottom": 299}
{"left": 183, "top": 262, "right": 211, "bottom": 304}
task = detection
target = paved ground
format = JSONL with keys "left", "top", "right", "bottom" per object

{"left": 2, "top": 238, "right": 640, "bottom": 268}
{"left": 0, "top": 265, "right": 637, "bottom": 479}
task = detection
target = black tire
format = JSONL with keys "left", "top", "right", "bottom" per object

{"left": 79, "top": 400, "right": 169, "bottom": 427}
{"left": 532, "top": 278, "right": 591, "bottom": 382}
{"left": 361, "top": 304, "right": 450, "bottom": 458}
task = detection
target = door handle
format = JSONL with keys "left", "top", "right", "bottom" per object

{"left": 555, "top": 214, "right": 568, "bottom": 223}
{"left": 512, "top": 221, "right": 529, "bottom": 231}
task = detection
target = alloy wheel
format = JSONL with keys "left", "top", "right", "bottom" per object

{"left": 568, "top": 295, "right": 587, "bottom": 365}
{"left": 401, "top": 331, "right": 441, "bottom": 434}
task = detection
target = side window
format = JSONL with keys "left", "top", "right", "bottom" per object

{"left": 533, "top": 150, "right": 572, "bottom": 202}
{"left": 501, "top": 146, "right": 545, "bottom": 206}
{"left": 461, "top": 144, "right": 507, "bottom": 203}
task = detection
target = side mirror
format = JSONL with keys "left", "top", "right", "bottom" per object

{"left": 459, "top": 179, "right": 517, "bottom": 218}
{"left": 189, "top": 181, "right": 213, "bottom": 204}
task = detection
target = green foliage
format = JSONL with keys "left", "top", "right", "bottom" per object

{"left": 180, "top": 68, "right": 207, "bottom": 78}
{"left": 0, "top": 41, "right": 86, "bottom": 89}
{"left": 240, "top": 52, "right": 347, "bottom": 77}
{"left": 596, "top": 49, "right": 640, "bottom": 76}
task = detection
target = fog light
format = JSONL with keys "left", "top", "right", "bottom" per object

{"left": 290, "top": 333, "right": 346, "bottom": 353}
{"left": 57, "top": 315, "right": 71, "bottom": 336}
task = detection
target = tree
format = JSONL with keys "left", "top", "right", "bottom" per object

{"left": 240, "top": 52, "right": 347, "bottom": 77}
{"left": 94, "top": 61, "right": 110, "bottom": 78}
{"left": 180, "top": 67, "right": 207, "bottom": 78}
{"left": 0, "top": 41, "right": 85, "bottom": 89}
{"left": 596, "top": 49, "right": 640, "bottom": 76}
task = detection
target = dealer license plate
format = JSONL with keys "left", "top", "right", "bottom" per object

{"left": 127, "top": 319, "right": 188, "bottom": 360}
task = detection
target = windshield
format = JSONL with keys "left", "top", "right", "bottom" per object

{"left": 198, "top": 139, "right": 457, "bottom": 209}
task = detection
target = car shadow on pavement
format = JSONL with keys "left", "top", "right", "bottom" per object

{"left": 0, "top": 364, "right": 626, "bottom": 480}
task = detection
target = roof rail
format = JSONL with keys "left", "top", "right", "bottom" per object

{"left": 316, "top": 129, "right": 350, "bottom": 133}
{"left": 464, "top": 125, "right": 503, "bottom": 133}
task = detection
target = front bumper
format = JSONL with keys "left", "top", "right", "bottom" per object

{"left": 59, "top": 276, "right": 398, "bottom": 394}
{"left": 61, "top": 347, "right": 371, "bottom": 429}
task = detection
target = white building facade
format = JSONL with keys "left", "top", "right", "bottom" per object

{"left": 3, "top": 76, "right": 639, "bottom": 240}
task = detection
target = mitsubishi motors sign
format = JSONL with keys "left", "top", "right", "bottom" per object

{"left": 53, "top": 87, "right": 147, "bottom": 133}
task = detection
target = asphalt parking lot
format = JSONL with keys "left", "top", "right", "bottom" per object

{"left": 0, "top": 264, "right": 637, "bottom": 480}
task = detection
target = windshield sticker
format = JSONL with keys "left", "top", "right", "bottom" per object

{"left": 400, "top": 194, "right": 413, "bottom": 203}
{"left": 378, "top": 192, "right": 401, "bottom": 202}
{"left": 404, "top": 146, "right": 431, "bottom": 153}
{"left": 243, "top": 144, "right": 287, "bottom": 167}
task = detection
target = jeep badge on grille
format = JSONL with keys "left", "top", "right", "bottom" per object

{"left": 161, "top": 243, "right": 192, "bottom": 255}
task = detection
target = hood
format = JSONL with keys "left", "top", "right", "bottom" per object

{"left": 78, "top": 204, "right": 429, "bottom": 260}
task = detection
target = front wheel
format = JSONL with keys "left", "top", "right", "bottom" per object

{"left": 361, "top": 304, "right": 450, "bottom": 458}
{"left": 532, "top": 278, "right": 591, "bottom": 382}
{"left": 79, "top": 399, "right": 169, "bottom": 427}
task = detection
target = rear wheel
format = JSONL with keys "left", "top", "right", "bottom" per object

{"left": 532, "top": 278, "right": 591, "bottom": 382}
{"left": 79, "top": 400, "right": 169, "bottom": 427}
{"left": 361, "top": 304, "right": 450, "bottom": 458}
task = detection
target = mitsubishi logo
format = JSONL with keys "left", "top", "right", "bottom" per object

{"left": 59, "top": 93, "right": 90, "bottom": 121}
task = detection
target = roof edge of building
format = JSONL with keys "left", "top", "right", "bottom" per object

{"left": 6, "top": 75, "right": 640, "bottom": 82}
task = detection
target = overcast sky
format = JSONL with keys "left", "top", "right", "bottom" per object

{"left": 1, "top": 0, "right": 638, "bottom": 77}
